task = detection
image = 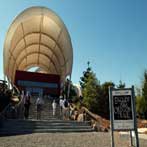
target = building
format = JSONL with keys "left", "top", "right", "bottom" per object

{"left": 3, "top": 6, "right": 73, "bottom": 96}
{"left": 15, "top": 70, "right": 60, "bottom": 97}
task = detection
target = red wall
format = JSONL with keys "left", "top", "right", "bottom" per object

{"left": 14, "top": 70, "right": 60, "bottom": 96}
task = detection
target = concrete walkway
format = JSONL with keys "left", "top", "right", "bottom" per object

{"left": 0, "top": 132, "right": 147, "bottom": 147}
{"left": 119, "top": 128, "right": 147, "bottom": 140}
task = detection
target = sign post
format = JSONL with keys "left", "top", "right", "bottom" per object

{"left": 109, "top": 86, "right": 139, "bottom": 147}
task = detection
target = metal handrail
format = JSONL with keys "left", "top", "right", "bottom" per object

{"left": 0, "top": 84, "right": 23, "bottom": 120}
{"left": 0, "top": 103, "right": 11, "bottom": 119}
{"left": 0, "top": 79, "right": 24, "bottom": 120}
{"left": 11, "top": 93, "right": 24, "bottom": 119}
{"left": 12, "top": 84, "right": 20, "bottom": 95}
{"left": 0, "top": 95, "right": 24, "bottom": 120}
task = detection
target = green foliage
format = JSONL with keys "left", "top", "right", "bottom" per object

{"left": 80, "top": 67, "right": 92, "bottom": 89}
{"left": 117, "top": 80, "right": 125, "bottom": 88}
{"left": 79, "top": 62, "right": 115, "bottom": 118}
{"left": 141, "top": 70, "right": 147, "bottom": 118}
{"left": 82, "top": 73, "right": 99, "bottom": 109}
{"left": 79, "top": 65, "right": 147, "bottom": 120}
{"left": 80, "top": 62, "right": 99, "bottom": 113}
{"left": 136, "top": 95, "right": 146, "bottom": 118}
{"left": 142, "top": 71, "right": 147, "bottom": 105}
{"left": 135, "top": 70, "right": 147, "bottom": 118}
{"left": 99, "top": 82, "right": 115, "bottom": 118}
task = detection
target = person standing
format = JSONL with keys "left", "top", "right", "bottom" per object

{"left": 69, "top": 103, "right": 75, "bottom": 119}
{"left": 63, "top": 98, "right": 69, "bottom": 120}
{"left": 36, "top": 96, "right": 44, "bottom": 119}
{"left": 24, "top": 92, "right": 31, "bottom": 119}
{"left": 52, "top": 100, "right": 57, "bottom": 116}
{"left": 59, "top": 97, "right": 64, "bottom": 115}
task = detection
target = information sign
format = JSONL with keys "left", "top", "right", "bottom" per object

{"left": 112, "top": 90, "right": 134, "bottom": 130}
{"left": 109, "top": 86, "right": 139, "bottom": 147}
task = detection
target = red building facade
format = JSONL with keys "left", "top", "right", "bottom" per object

{"left": 14, "top": 70, "right": 60, "bottom": 97}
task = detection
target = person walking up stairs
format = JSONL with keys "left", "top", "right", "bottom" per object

{"left": 52, "top": 100, "right": 56, "bottom": 116}
{"left": 36, "top": 97, "right": 44, "bottom": 120}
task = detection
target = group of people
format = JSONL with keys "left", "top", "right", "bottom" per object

{"left": 59, "top": 98, "right": 77, "bottom": 120}
{"left": 22, "top": 92, "right": 79, "bottom": 121}
{"left": 23, "top": 93, "right": 44, "bottom": 120}
{"left": 23, "top": 93, "right": 58, "bottom": 120}
{"left": 35, "top": 96, "right": 77, "bottom": 120}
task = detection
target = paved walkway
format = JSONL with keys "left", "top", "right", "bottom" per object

{"left": 0, "top": 132, "right": 147, "bottom": 147}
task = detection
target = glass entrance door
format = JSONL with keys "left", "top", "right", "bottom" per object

{"left": 26, "top": 87, "right": 43, "bottom": 97}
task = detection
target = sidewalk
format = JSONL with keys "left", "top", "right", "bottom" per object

{"left": 119, "top": 128, "right": 147, "bottom": 140}
{"left": 0, "top": 132, "right": 147, "bottom": 147}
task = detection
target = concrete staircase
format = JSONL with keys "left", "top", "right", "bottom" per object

{"left": 0, "top": 97, "right": 94, "bottom": 135}
{"left": 28, "top": 97, "right": 60, "bottom": 120}
{"left": 0, "top": 119, "right": 93, "bottom": 135}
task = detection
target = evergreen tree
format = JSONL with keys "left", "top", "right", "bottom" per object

{"left": 117, "top": 80, "right": 125, "bottom": 88}
{"left": 82, "top": 72, "right": 99, "bottom": 111}
{"left": 136, "top": 95, "right": 146, "bottom": 118}
{"left": 101, "top": 82, "right": 115, "bottom": 119}
{"left": 79, "top": 62, "right": 116, "bottom": 118}
{"left": 142, "top": 70, "right": 147, "bottom": 118}
{"left": 79, "top": 62, "right": 100, "bottom": 113}
{"left": 80, "top": 61, "right": 92, "bottom": 89}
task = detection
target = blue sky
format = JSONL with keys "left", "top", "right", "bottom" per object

{"left": 0, "top": 0, "right": 147, "bottom": 88}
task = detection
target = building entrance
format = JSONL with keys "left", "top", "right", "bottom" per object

{"left": 26, "top": 87, "right": 43, "bottom": 97}
{"left": 15, "top": 70, "right": 60, "bottom": 97}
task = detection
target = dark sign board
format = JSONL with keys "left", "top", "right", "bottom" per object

{"left": 113, "top": 95, "right": 133, "bottom": 120}
{"left": 109, "top": 87, "right": 139, "bottom": 147}
{"left": 111, "top": 89, "right": 134, "bottom": 130}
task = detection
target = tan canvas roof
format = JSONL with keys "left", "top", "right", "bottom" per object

{"left": 3, "top": 6, "right": 73, "bottom": 83}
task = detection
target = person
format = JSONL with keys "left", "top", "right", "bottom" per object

{"left": 59, "top": 97, "right": 64, "bottom": 115}
{"left": 74, "top": 108, "right": 79, "bottom": 120}
{"left": 36, "top": 96, "right": 44, "bottom": 119}
{"left": 52, "top": 100, "right": 57, "bottom": 116}
{"left": 69, "top": 103, "right": 75, "bottom": 119}
{"left": 24, "top": 92, "right": 31, "bottom": 119}
{"left": 10, "top": 102, "right": 17, "bottom": 119}
{"left": 63, "top": 98, "right": 69, "bottom": 120}
{"left": 63, "top": 98, "right": 69, "bottom": 107}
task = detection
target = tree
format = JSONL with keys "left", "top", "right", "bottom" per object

{"left": 82, "top": 72, "right": 99, "bottom": 111}
{"left": 79, "top": 62, "right": 100, "bottom": 113}
{"left": 80, "top": 61, "right": 92, "bottom": 89}
{"left": 79, "top": 62, "right": 116, "bottom": 118}
{"left": 100, "top": 82, "right": 115, "bottom": 119}
{"left": 136, "top": 95, "right": 146, "bottom": 118}
{"left": 142, "top": 70, "right": 147, "bottom": 118}
{"left": 117, "top": 80, "right": 125, "bottom": 88}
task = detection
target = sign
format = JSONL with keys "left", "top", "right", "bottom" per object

{"left": 112, "top": 90, "right": 134, "bottom": 130}
{"left": 109, "top": 87, "right": 139, "bottom": 147}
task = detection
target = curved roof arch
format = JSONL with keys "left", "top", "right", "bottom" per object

{"left": 4, "top": 6, "right": 73, "bottom": 83}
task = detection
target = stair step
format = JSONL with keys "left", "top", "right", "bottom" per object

{"left": 0, "top": 126, "right": 91, "bottom": 130}
{"left": 0, "top": 97, "right": 93, "bottom": 134}
{"left": 0, "top": 119, "right": 92, "bottom": 133}
{"left": 2, "top": 119, "right": 90, "bottom": 124}
{"left": 0, "top": 128, "right": 94, "bottom": 135}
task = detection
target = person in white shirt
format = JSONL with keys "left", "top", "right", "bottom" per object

{"left": 59, "top": 98, "right": 64, "bottom": 115}
{"left": 52, "top": 100, "right": 56, "bottom": 116}
{"left": 36, "top": 97, "right": 44, "bottom": 119}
